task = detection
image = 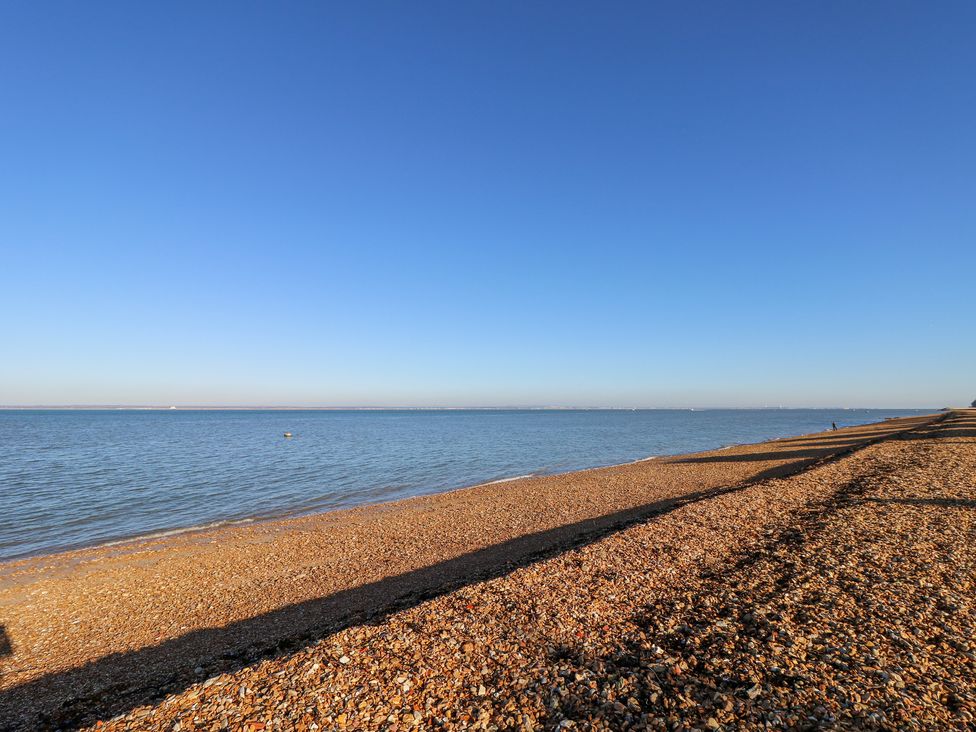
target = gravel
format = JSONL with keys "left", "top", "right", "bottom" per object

{"left": 3, "top": 412, "right": 967, "bottom": 730}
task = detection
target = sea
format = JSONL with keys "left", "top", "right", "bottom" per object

{"left": 0, "top": 408, "right": 931, "bottom": 561}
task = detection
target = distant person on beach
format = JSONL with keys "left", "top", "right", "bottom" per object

{"left": 832, "top": 422, "right": 838, "bottom": 431}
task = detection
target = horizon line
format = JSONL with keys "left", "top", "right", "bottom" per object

{"left": 0, "top": 404, "right": 945, "bottom": 411}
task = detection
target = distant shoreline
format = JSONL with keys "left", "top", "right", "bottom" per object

{"left": 0, "top": 405, "right": 938, "bottom": 411}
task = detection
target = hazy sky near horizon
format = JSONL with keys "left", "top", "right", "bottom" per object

{"left": 1, "top": 2, "right": 973, "bottom": 408}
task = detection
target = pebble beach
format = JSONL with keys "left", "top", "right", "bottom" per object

{"left": 2, "top": 410, "right": 974, "bottom": 730}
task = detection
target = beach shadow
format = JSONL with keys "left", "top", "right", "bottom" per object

{"left": 776, "top": 438, "right": 862, "bottom": 447}
{"left": 0, "top": 484, "right": 749, "bottom": 730}
{"left": 501, "top": 468, "right": 928, "bottom": 728}
{"left": 933, "top": 426, "right": 976, "bottom": 439}
{"left": 0, "top": 452, "right": 872, "bottom": 731}
{"left": 0, "top": 413, "right": 941, "bottom": 730}
{"left": 863, "top": 496, "right": 976, "bottom": 509}
{"left": 671, "top": 448, "right": 839, "bottom": 464}
{"left": 782, "top": 430, "right": 895, "bottom": 442}
{"left": 902, "top": 427, "right": 976, "bottom": 440}
{"left": 503, "top": 418, "right": 971, "bottom": 729}
{"left": 900, "top": 416, "right": 976, "bottom": 440}
{"left": 671, "top": 416, "right": 948, "bottom": 474}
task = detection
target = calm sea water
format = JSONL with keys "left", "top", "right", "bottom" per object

{"left": 0, "top": 408, "right": 930, "bottom": 561}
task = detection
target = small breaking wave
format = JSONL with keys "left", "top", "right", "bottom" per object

{"left": 477, "top": 474, "right": 536, "bottom": 486}
{"left": 98, "top": 518, "right": 256, "bottom": 549}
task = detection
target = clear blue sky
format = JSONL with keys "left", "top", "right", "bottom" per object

{"left": 1, "top": 2, "right": 973, "bottom": 408}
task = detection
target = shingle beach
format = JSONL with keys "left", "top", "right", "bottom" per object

{"left": 3, "top": 411, "right": 975, "bottom": 730}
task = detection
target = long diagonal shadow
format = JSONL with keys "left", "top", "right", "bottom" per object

{"left": 0, "top": 414, "right": 944, "bottom": 730}
{"left": 671, "top": 448, "right": 842, "bottom": 464}
{"left": 1, "top": 486, "right": 744, "bottom": 730}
